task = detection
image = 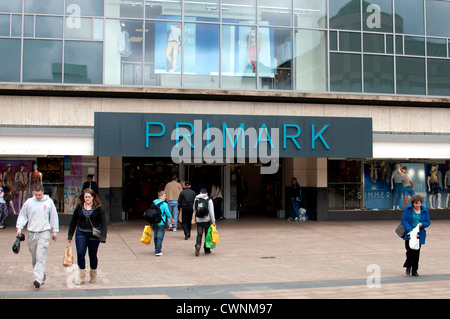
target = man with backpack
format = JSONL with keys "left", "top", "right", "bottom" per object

{"left": 193, "top": 188, "right": 216, "bottom": 257}
{"left": 148, "top": 191, "right": 174, "bottom": 256}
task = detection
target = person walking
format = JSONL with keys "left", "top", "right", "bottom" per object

{"left": 164, "top": 175, "right": 182, "bottom": 231}
{"left": 16, "top": 184, "right": 59, "bottom": 288}
{"left": 288, "top": 177, "right": 301, "bottom": 221}
{"left": 177, "top": 181, "right": 196, "bottom": 240}
{"left": 401, "top": 194, "right": 430, "bottom": 277}
{"left": 67, "top": 188, "right": 107, "bottom": 284}
{"left": 193, "top": 188, "right": 216, "bottom": 257}
{"left": 151, "top": 191, "right": 174, "bottom": 256}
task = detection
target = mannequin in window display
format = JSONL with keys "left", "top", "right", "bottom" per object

{"left": 2, "top": 164, "right": 16, "bottom": 215}
{"left": 15, "top": 164, "right": 28, "bottom": 210}
{"left": 427, "top": 163, "right": 443, "bottom": 209}
{"left": 391, "top": 163, "right": 403, "bottom": 210}
{"left": 29, "top": 164, "right": 42, "bottom": 192}
{"left": 445, "top": 166, "right": 450, "bottom": 208}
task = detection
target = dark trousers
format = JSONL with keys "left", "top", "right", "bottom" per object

{"left": 403, "top": 240, "right": 421, "bottom": 272}
{"left": 181, "top": 207, "right": 193, "bottom": 236}
{"left": 196, "top": 221, "right": 211, "bottom": 253}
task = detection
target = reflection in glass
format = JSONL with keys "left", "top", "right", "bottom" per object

{"left": 104, "top": 19, "right": 143, "bottom": 86}
{"left": 0, "top": 0, "right": 22, "bottom": 13}
{"left": 0, "top": 15, "right": 9, "bottom": 37}
{"left": 24, "top": 0, "right": 64, "bottom": 15}
{"left": 65, "top": 0, "right": 104, "bottom": 17}
{"left": 105, "top": 0, "right": 144, "bottom": 18}
{"left": 65, "top": 17, "right": 93, "bottom": 39}
{"left": 184, "top": 0, "right": 219, "bottom": 22}
{"left": 404, "top": 36, "right": 425, "bottom": 56}
{"left": 330, "top": 53, "right": 362, "bottom": 92}
{"left": 427, "top": 38, "right": 447, "bottom": 58}
{"left": 339, "top": 31, "right": 361, "bottom": 52}
{"left": 0, "top": 39, "right": 21, "bottom": 82}
{"left": 363, "top": 55, "right": 394, "bottom": 94}
{"left": 183, "top": 23, "right": 219, "bottom": 89}
{"left": 259, "top": 0, "right": 292, "bottom": 27}
{"left": 145, "top": 0, "right": 181, "bottom": 20}
{"left": 426, "top": 0, "right": 450, "bottom": 37}
{"left": 23, "top": 39, "right": 63, "bottom": 83}
{"left": 36, "top": 16, "right": 63, "bottom": 38}
{"left": 64, "top": 41, "right": 103, "bottom": 84}
{"left": 294, "top": 0, "right": 326, "bottom": 28}
{"left": 295, "top": 29, "right": 327, "bottom": 92}
{"left": 428, "top": 59, "right": 450, "bottom": 96}
{"left": 395, "top": 0, "right": 424, "bottom": 35}
{"left": 396, "top": 57, "right": 425, "bottom": 95}
{"left": 329, "top": 0, "right": 361, "bottom": 31}
{"left": 221, "top": 24, "right": 256, "bottom": 89}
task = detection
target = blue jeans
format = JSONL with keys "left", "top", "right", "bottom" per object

{"left": 75, "top": 230, "right": 100, "bottom": 270}
{"left": 167, "top": 201, "right": 178, "bottom": 229}
{"left": 289, "top": 199, "right": 300, "bottom": 219}
{"left": 152, "top": 223, "right": 165, "bottom": 254}
{"left": 393, "top": 183, "right": 403, "bottom": 207}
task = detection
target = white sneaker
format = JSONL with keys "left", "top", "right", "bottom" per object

{"left": 173, "top": 228, "right": 177, "bottom": 232}
{"left": 155, "top": 252, "right": 163, "bottom": 256}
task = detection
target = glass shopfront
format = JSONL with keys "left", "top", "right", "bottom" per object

{"left": 328, "top": 159, "right": 450, "bottom": 211}
{"left": 0, "top": 156, "right": 97, "bottom": 215}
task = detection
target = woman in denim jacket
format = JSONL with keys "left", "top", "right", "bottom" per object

{"left": 401, "top": 194, "right": 431, "bottom": 277}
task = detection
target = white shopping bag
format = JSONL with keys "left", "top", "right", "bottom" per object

{"left": 408, "top": 225, "right": 420, "bottom": 250}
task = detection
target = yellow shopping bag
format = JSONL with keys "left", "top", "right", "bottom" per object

{"left": 140, "top": 225, "right": 152, "bottom": 245}
{"left": 211, "top": 225, "right": 219, "bottom": 244}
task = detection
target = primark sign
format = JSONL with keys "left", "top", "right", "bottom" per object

{"left": 94, "top": 113, "right": 372, "bottom": 174}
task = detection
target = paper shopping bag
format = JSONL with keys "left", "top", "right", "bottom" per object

{"left": 63, "top": 246, "right": 73, "bottom": 267}
{"left": 140, "top": 225, "right": 152, "bottom": 245}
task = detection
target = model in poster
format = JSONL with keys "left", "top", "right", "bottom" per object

{"left": 248, "top": 28, "right": 262, "bottom": 73}
{"left": 165, "top": 23, "right": 181, "bottom": 72}
{"left": 15, "top": 164, "right": 28, "bottom": 210}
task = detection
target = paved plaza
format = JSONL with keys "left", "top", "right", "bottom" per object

{"left": 1, "top": 218, "right": 450, "bottom": 300}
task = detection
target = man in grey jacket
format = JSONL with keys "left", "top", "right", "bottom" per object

{"left": 16, "top": 184, "right": 59, "bottom": 288}
{"left": 193, "top": 188, "right": 216, "bottom": 257}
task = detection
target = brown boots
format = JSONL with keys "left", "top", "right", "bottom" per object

{"left": 79, "top": 269, "right": 97, "bottom": 284}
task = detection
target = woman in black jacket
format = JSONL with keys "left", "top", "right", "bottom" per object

{"left": 67, "top": 188, "right": 107, "bottom": 284}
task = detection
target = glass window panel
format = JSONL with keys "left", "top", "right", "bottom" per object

{"left": 0, "top": 14, "right": 9, "bottom": 37}
{"left": 221, "top": 0, "right": 256, "bottom": 23}
{"left": 362, "top": 0, "right": 393, "bottom": 33}
{"left": 330, "top": 53, "right": 362, "bottom": 92}
{"left": 64, "top": 41, "right": 103, "bottom": 84}
{"left": 11, "top": 14, "right": 22, "bottom": 37}
{"left": 339, "top": 31, "right": 361, "bottom": 52}
{"left": 295, "top": 29, "right": 327, "bottom": 92}
{"left": 395, "top": 0, "right": 424, "bottom": 35}
{"left": 427, "top": 38, "right": 447, "bottom": 58}
{"left": 183, "top": 23, "right": 219, "bottom": 89}
{"left": 104, "top": 19, "right": 143, "bottom": 86}
{"left": 294, "top": 0, "right": 326, "bottom": 28}
{"left": 144, "top": 21, "right": 157, "bottom": 86}
{"left": 329, "top": 0, "right": 361, "bottom": 31}
{"left": 221, "top": 24, "right": 256, "bottom": 90}
{"left": 105, "top": 0, "right": 144, "bottom": 18}
{"left": 0, "top": 0, "right": 22, "bottom": 13}
{"left": 428, "top": 59, "right": 450, "bottom": 96}
{"left": 144, "top": 0, "right": 181, "bottom": 20}
{"left": 259, "top": 0, "right": 292, "bottom": 27}
{"left": 396, "top": 57, "right": 425, "bottom": 95}
{"left": 93, "top": 19, "right": 104, "bottom": 40}
{"left": 386, "top": 34, "right": 393, "bottom": 54}
{"left": 24, "top": 0, "right": 64, "bottom": 15}
{"left": 426, "top": 0, "right": 450, "bottom": 37}
{"left": 24, "top": 15, "right": 34, "bottom": 37}
{"left": 363, "top": 33, "right": 384, "bottom": 53}
{"left": 259, "top": 27, "right": 292, "bottom": 90}
{"left": 330, "top": 30, "right": 337, "bottom": 50}
{"left": 184, "top": 0, "right": 219, "bottom": 22}
{"left": 395, "top": 35, "right": 403, "bottom": 54}
{"left": 66, "top": 0, "right": 104, "bottom": 17}
{"left": 0, "top": 38, "right": 21, "bottom": 82}
{"left": 363, "top": 55, "right": 394, "bottom": 94}
{"left": 65, "top": 17, "right": 92, "bottom": 39}
{"left": 35, "top": 16, "right": 63, "bottom": 38}
{"left": 404, "top": 36, "right": 424, "bottom": 56}
{"left": 23, "top": 39, "right": 63, "bottom": 83}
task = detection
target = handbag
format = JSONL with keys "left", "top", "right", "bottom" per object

{"left": 395, "top": 223, "right": 406, "bottom": 238}
{"left": 63, "top": 246, "right": 73, "bottom": 267}
{"left": 88, "top": 217, "right": 102, "bottom": 239}
{"left": 140, "top": 225, "right": 152, "bottom": 245}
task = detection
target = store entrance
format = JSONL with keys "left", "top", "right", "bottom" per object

{"left": 231, "top": 163, "right": 282, "bottom": 219}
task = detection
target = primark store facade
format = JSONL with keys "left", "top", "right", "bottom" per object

{"left": 1, "top": 0, "right": 450, "bottom": 224}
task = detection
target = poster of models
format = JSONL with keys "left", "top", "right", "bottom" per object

{"left": 0, "top": 160, "right": 34, "bottom": 215}
{"left": 154, "top": 18, "right": 274, "bottom": 77}
{"left": 64, "top": 155, "right": 82, "bottom": 214}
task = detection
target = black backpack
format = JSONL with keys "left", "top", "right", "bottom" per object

{"left": 195, "top": 197, "right": 210, "bottom": 218}
{"left": 143, "top": 201, "right": 163, "bottom": 224}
